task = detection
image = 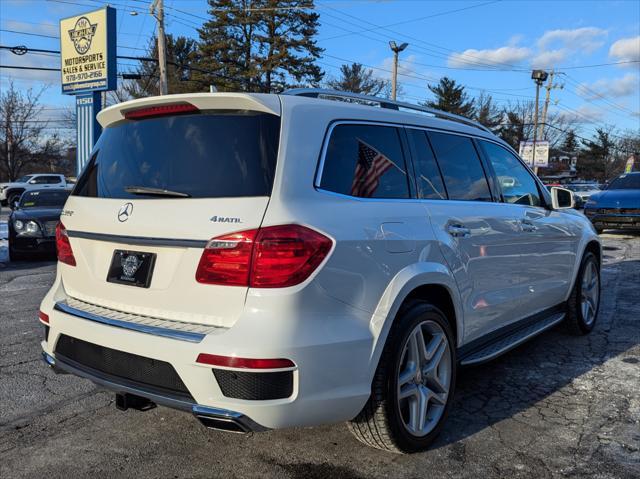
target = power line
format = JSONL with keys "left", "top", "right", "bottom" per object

{"left": 0, "top": 65, "right": 59, "bottom": 72}
{"left": 542, "top": 123, "right": 636, "bottom": 155}
{"left": 319, "top": 5, "right": 528, "bottom": 71}
{"left": 561, "top": 73, "right": 638, "bottom": 117}
{"left": 321, "top": 0, "right": 500, "bottom": 42}
{"left": 0, "top": 29, "right": 57, "bottom": 40}
{"left": 0, "top": 28, "right": 149, "bottom": 52}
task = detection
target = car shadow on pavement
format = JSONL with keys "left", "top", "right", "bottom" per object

{"left": 432, "top": 256, "right": 640, "bottom": 450}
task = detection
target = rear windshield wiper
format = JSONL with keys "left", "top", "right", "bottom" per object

{"left": 124, "top": 186, "right": 191, "bottom": 198}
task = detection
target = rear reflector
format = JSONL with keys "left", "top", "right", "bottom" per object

{"left": 55, "top": 222, "right": 76, "bottom": 266}
{"left": 124, "top": 103, "right": 199, "bottom": 120}
{"left": 196, "top": 224, "right": 332, "bottom": 288}
{"left": 196, "top": 353, "right": 295, "bottom": 370}
{"left": 38, "top": 311, "right": 49, "bottom": 324}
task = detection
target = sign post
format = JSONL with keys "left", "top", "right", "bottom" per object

{"left": 59, "top": 7, "right": 116, "bottom": 174}
{"left": 75, "top": 93, "right": 102, "bottom": 174}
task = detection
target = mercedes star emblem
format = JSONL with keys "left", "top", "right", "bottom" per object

{"left": 118, "top": 202, "right": 134, "bottom": 222}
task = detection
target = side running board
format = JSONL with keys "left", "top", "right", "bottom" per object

{"left": 460, "top": 312, "right": 565, "bottom": 366}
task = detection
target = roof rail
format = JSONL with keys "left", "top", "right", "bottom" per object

{"left": 282, "top": 88, "right": 492, "bottom": 134}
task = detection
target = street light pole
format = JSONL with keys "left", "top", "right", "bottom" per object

{"left": 531, "top": 69, "right": 548, "bottom": 175}
{"left": 150, "top": 0, "right": 168, "bottom": 96}
{"left": 389, "top": 41, "right": 408, "bottom": 101}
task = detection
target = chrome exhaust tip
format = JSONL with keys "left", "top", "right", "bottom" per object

{"left": 192, "top": 405, "right": 267, "bottom": 434}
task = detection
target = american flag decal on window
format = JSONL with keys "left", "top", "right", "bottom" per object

{"left": 350, "top": 140, "right": 394, "bottom": 197}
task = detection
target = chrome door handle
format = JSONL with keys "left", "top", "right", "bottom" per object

{"left": 520, "top": 219, "right": 538, "bottom": 232}
{"left": 447, "top": 224, "right": 470, "bottom": 237}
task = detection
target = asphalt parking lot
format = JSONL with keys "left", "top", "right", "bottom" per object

{"left": 1, "top": 220, "right": 638, "bottom": 478}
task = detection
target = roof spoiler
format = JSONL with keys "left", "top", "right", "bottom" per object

{"left": 97, "top": 93, "right": 281, "bottom": 127}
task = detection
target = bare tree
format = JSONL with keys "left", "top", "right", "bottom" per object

{"left": 497, "top": 101, "right": 579, "bottom": 151}
{"left": 474, "top": 92, "right": 502, "bottom": 131}
{"left": 0, "top": 82, "right": 51, "bottom": 181}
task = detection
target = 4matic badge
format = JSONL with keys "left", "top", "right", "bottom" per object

{"left": 210, "top": 215, "right": 241, "bottom": 224}
{"left": 68, "top": 17, "right": 97, "bottom": 55}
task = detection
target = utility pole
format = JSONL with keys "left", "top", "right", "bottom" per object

{"left": 531, "top": 69, "right": 549, "bottom": 175}
{"left": 150, "top": 0, "right": 168, "bottom": 95}
{"left": 389, "top": 41, "right": 408, "bottom": 101}
{"left": 538, "top": 70, "right": 562, "bottom": 140}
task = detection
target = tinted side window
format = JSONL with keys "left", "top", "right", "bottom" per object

{"left": 427, "top": 132, "right": 492, "bottom": 202}
{"left": 479, "top": 141, "right": 541, "bottom": 207}
{"left": 44, "top": 176, "right": 62, "bottom": 184}
{"left": 31, "top": 176, "right": 48, "bottom": 184}
{"left": 406, "top": 129, "right": 447, "bottom": 200}
{"left": 320, "top": 124, "right": 410, "bottom": 198}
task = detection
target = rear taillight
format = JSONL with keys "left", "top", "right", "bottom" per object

{"left": 196, "top": 230, "right": 257, "bottom": 286}
{"left": 38, "top": 311, "right": 49, "bottom": 324}
{"left": 196, "top": 225, "right": 332, "bottom": 288}
{"left": 123, "top": 103, "right": 199, "bottom": 120}
{"left": 55, "top": 222, "right": 76, "bottom": 266}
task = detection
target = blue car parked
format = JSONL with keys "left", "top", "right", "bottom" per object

{"left": 584, "top": 172, "right": 640, "bottom": 233}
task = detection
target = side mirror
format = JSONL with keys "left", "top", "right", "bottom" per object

{"left": 550, "top": 187, "right": 574, "bottom": 210}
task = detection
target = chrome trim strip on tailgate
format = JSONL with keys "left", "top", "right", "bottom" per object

{"left": 67, "top": 230, "right": 207, "bottom": 248}
{"left": 54, "top": 298, "right": 226, "bottom": 343}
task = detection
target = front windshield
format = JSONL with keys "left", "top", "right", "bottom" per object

{"left": 16, "top": 175, "right": 33, "bottom": 183}
{"left": 19, "top": 190, "right": 69, "bottom": 208}
{"left": 607, "top": 174, "right": 640, "bottom": 190}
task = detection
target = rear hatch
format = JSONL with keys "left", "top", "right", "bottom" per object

{"left": 59, "top": 94, "right": 281, "bottom": 328}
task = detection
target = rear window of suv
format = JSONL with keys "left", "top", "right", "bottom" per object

{"left": 73, "top": 111, "right": 280, "bottom": 199}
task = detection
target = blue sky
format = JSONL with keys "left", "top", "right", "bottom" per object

{"left": 1, "top": 0, "right": 639, "bottom": 140}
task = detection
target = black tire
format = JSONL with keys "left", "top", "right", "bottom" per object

{"left": 348, "top": 301, "right": 457, "bottom": 453}
{"left": 7, "top": 192, "right": 21, "bottom": 209}
{"left": 566, "top": 252, "right": 600, "bottom": 335}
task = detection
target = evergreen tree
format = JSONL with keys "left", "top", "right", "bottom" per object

{"left": 125, "top": 35, "right": 202, "bottom": 98}
{"left": 474, "top": 92, "right": 502, "bottom": 131}
{"left": 561, "top": 129, "right": 579, "bottom": 154}
{"left": 578, "top": 128, "right": 616, "bottom": 181}
{"left": 326, "top": 63, "right": 389, "bottom": 96}
{"left": 424, "top": 77, "right": 475, "bottom": 117}
{"left": 196, "top": 0, "right": 259, "bottom": 91}
{"left": 196, "top": 0, "right": 323, "bottom": 92}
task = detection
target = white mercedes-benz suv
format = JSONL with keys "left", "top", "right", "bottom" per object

{"left": 40, "top": 90, "right": 601, "bottom": 453}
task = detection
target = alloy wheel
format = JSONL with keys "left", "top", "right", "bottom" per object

{"left": 397, "top": 320, "right": 452, "bottom": 437}
{"left": 581, "top": 260, "right": 599, "bottom": 326}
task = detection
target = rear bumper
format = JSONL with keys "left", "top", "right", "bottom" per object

{"left": 39, "top": 285, "right": 374, "bottom": 431}
{"left": 42, "top": 351, "right": 267, "bottom": 432}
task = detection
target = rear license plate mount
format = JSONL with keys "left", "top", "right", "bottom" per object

{"left": 107, "top": 250, "right": 156, "bottom": 288}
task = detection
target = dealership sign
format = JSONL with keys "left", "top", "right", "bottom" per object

{"left": 59, "top": 7, "right": 116, "bottom": 94}
{"left": 519, "top": 140, "right": 549, "bottom": 168}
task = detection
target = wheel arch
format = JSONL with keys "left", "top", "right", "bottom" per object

{"left": 6, "top": 188, "right": 25, "bottom": 200}
{"left": 584, "top": 239, "right": 601, "bottom": 265}
{"left": 565, "top": 236, "right": 602, "bottom": 302}
{"left": 368, "top": 263, "right": 463, "bottom": 383}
